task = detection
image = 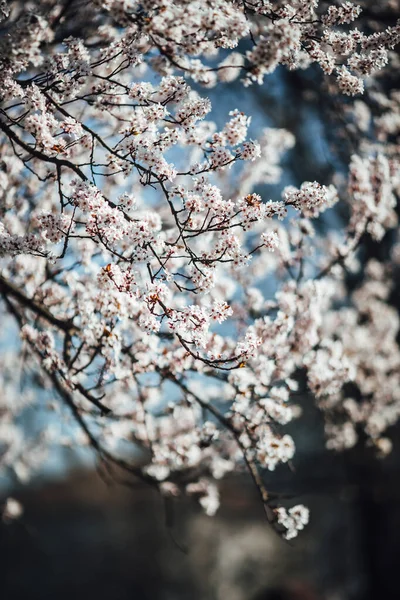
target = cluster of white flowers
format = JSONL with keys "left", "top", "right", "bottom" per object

{"left": 0, "top": 223, "right": 45, "bottom": 258}
{"left": 275, "top": 505, "right": 310, "bottom": 540}
{"left": 316, "top": 259, "right": 400, "bottom": 454}
{"left": 283, "top": 181, "right": 339, "bottom": 218}
{"left": 261, "top": 231, "right": 280, "bottom": 252}
{"left": 0, "top": 0, "right": 399, "bottom": 542}
{"left": 89, "top": 0, "right": 398, "bottom": 95}
{"left": 348, "top": 154, "right": 398, "bottom": 240}
{"left": 2, "top": 498, "right": 24, "bottom": 523}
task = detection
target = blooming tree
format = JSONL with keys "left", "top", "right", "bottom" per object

{"left": 0, "top": 0, "right": 399, "bottom": 540}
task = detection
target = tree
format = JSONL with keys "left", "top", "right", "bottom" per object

{"left": 0, "top": 0, "right": 399, "bottom": 541}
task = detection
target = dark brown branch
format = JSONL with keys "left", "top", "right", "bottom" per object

{"left": 0, "top": 273, "right": 75, "bottom": 333}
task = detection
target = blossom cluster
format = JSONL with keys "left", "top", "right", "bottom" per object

{"left": 0, "top": 0, "right": 399, "bottom": 543}
{"left": 275, "top": 505, "right": 310, "bottom": 540}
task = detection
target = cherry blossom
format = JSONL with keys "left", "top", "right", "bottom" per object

{"left": 0, "top": 0, "right": 399, "bottom": 543}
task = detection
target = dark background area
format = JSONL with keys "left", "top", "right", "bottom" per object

{"left": 1, "top": 409, "right": 400, "bottom": 600}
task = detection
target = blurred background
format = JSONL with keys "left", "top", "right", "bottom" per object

{"left": 2, "top": 423, "right": 400, "bottom": 600}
